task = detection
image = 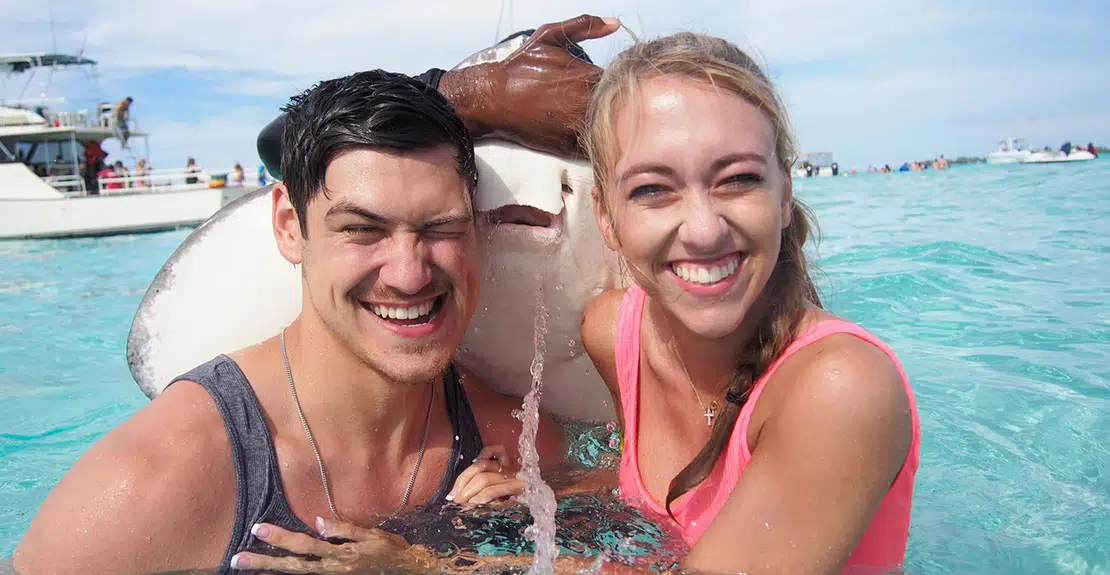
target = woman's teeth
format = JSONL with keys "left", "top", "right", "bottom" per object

{"left": 371, "top": 299, "right": 435, "bottom": 321}
{"left": 671, "top": 256, "right": 741, "bottom": 285}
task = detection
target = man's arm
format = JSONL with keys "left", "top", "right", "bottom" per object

{"left": 13, "top": 382, "right": 236, "bottom": 575}
{"left": 256, "top": 14, "right": 620, "bottom": 180}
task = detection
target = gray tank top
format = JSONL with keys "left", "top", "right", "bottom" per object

{"left": 169, "top": 355, "right": 483, "bottom": 574}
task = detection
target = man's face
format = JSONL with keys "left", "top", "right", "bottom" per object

{"left": 295, "top": 145, "right": 478, "bottom": 385}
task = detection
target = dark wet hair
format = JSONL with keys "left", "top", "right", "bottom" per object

{"left": 279, "top": 69, "right": 478, "bottom": 235}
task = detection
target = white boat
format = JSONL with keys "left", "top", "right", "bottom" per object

{"left": 986, "top": 138, "right": 1032, "bottom": 164}
{"left": 0, "top": 53, "right": 253, "bottom": 240}
{"left": 1021, "top": 149, "right": 1097, "bottom": 164}
{"left": 791, "top": 151, "right": 840, "bottom": 178}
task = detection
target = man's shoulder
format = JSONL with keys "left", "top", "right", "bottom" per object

{"left": 13, "top": 380, "right": 236, "bottom": 574}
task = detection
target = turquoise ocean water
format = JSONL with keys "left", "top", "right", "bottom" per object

{"left": 1, "top": 161, "right": 1108, "bottom": 573}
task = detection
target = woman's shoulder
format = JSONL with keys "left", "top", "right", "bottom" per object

{"left": 751, "top": 308, "right": 912, "bottom": 441}
{"left": 580, "top": 288, "right": 628, "bottom": 350}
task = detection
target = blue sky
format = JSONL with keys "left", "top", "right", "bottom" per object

{"left": 2, "top": 0, "right": 1107, "bottom": 173}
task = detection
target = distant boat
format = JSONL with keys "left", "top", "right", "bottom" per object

{"left": 0, "top": 52, "right": 253, "bottom": 240}
{"left": 791, "top": 151, "right": 840, "bottom": 178}
{"left": 986, "top": 138, "right": 1032, "bottom": 164}
{"left": 1021, "top": 149, "right": 1097, "bottom": 164}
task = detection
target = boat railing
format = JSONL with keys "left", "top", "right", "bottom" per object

{"left": 43, "top": 167, "right": 235, "bottom": 196}
{"left": 7, "top": 102, "right": 142, "bottom": 135}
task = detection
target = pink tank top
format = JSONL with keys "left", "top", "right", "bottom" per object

{"left": 614, "top": 285, "right": 920, "bottom": 568}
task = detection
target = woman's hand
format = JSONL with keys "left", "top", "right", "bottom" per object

{"left": 229, "top": 518, "right": 435, "bottom": 573}
{"left": 447, "top": 445, "right": 525, "bottom": 506}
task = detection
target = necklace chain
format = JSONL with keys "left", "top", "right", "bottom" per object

{"left": 280, "top": 328, "right": 434, "bottom": 522}
{"left": 660, "top": 314, "right": 735, "bottom": 427}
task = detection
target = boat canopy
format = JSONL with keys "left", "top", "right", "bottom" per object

{"left": 0, "top": 53, "right": 97, "bottom": 75}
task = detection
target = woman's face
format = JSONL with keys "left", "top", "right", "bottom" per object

{"left": 596, "top": 74, "right": 793, "bottom": 339}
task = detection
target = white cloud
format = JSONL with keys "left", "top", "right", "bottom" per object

{"left": 2, "top": 0, "right": 1107, "bottom": 171}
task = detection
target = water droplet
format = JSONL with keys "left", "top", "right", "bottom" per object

{"left": 585, "top": 368, "right": 592, "bottom": 375}
{"left": 454, "top": 435, "right": 459, "bottom": 441}
{"left": 601, "top": 400, "right": 607, "bottom": 406}
{"left": 511, "top": 408, "right": 523, "bottom": 420}
{"left": 568, "top": 339, "right": 576, "bottom": 347}
{"left": 555, "top": 285, "right": 563, "bottom": 291}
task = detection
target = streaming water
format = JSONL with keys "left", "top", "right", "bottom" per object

{"left": 514, "top": 286, "right": 560, "bottom": 575}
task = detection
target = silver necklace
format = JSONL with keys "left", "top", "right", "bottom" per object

{"left": 280, "top": 328, "right": 434, "bottom": 521}
{"left": 659, "top": 313, "right": 735, "bottom": 427}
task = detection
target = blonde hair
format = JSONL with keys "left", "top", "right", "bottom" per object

{"left": 585, "top": 32, "right": 823, "bottom": 519}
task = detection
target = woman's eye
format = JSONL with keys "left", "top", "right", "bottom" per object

{"left": 629, "top": 184, "right": 667, "bottom": 199}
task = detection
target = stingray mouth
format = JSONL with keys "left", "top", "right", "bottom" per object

{"left": 484, "top": 205, "right": 555, "bottom": 228}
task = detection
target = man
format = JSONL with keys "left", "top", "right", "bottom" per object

{"left": 114, "top": 96, "right": 132, "bottom": 148}
{"left": 14, "top": 70, "right": 564, "bottom": 575}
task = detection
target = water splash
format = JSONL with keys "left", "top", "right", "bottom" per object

{"left": 515, "top": 286, "right": 559, "bottom": 575}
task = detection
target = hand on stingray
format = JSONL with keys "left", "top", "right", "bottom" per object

{"left": 443, "top": 14, "right": 621, "bottom": 158}
{"left": 230, "top": 519, "right": 433, "bottom": 574}
{"left": 447, "top": 444, "right": 525, "bottom": 506}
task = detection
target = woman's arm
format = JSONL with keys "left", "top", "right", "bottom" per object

{"left": 579, "top": 288, "right": 627, "bottom": 431}
{"left": 683, "top": 335, "right": 914, "bottom": 575}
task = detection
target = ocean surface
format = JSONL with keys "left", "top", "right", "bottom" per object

{"left": 1, "top": 160, "right": 1108, "bottom": 574}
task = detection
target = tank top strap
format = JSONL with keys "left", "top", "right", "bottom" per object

{"left": 436, "top": 364, "right": 483, "bottom": 499}
{"left": 168, "top": 354, "right": 302, "bottom": 572}
{"left": 614, "top": 285, "right": 648, "bottom": 433}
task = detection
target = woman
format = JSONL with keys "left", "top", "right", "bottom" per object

{"left": 577, "top": 32, "right": 920, "bottom": 574}
{"left": 237, "top": 32, "right": 920, "bottom": 575}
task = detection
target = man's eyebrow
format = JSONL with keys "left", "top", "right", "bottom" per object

{"left": 419, "top": 214, "right": 473, "bottom": 229}
{"left": 325, "top": 200, "right": 388, "bottom": 223}
{"left": 325, "top": 200, "right": 472, "bottom": 229}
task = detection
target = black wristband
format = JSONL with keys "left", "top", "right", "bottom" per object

{"left": 418, "top": 68, "right": 448, "bottom": 91}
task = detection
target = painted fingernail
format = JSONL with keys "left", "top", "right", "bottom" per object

{"left": 250, "top": 523, "right": 270, "bottom": 538}
{"left": 445, "top": 494, "right": 455, "bottom": 501}
{"left": 316, "top": 516, "right": 326, "bottom": 535}
{"left": 231, "top": 553, "right": 250, "bottom": 569}
{"left": 603, "top": 17, "right": 620, "bottom": 26}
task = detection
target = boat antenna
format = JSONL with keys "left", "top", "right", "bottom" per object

{"left": 48, "top": 0, "right": 58, "bottom": 53}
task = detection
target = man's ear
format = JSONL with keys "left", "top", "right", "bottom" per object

{"left": 592, "top": 186, "right": 619, "bottom": 252}
{"left": 273, "top": 183, "right": 304, "bottom": 265}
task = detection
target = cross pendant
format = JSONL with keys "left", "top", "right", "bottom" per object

{"left": 704, "top": 406, "right": 715, "bottom": 426}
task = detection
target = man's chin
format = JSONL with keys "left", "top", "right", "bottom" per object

{"left": 367, "top": 347, "right": 457, "bottom": 386}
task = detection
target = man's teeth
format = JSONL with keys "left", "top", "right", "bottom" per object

{"left": 372, "top": 300, "right": 435, "bottom": 321}
{"left": 672, "top": 257, "right": 741, "bottom": 285}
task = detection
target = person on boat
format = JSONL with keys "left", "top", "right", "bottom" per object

{"left": 242, "top": 31, "right": 921, "bottom": 575}
{"left": 134, "top": 156, "right": 151, "bottom": 188}
{"left": 114, "top": 96, "right": 133, "bottom": 148}
{"left": 184, "top": 156, "right": 200, "bottom": 184}
{"left": 232, "top": 162, "right": 245, "bottom": 186}
{"left": 13, "top": 63, "right": 592, "bottom": 575}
